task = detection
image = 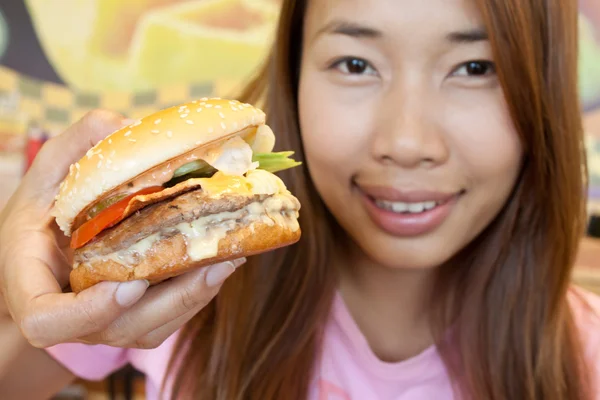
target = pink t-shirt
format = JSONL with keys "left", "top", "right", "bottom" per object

{"left": 46, "top": 287, "right": 600, "bottom": 399}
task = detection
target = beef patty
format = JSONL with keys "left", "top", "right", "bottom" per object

{"left": 74, "top": 188, "right": 271, "bottom": 260}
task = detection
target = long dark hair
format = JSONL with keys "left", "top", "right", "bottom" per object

{"left": 166, "top": 0, "right": 593, "bottom": 398}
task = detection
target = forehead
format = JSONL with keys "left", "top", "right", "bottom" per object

{"left": 303, "top": 0, "right": 484, "bottom": 38}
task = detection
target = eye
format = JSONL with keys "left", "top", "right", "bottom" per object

{"left": 331, "top": 57, "right": 377, "bottom": 76}
{"left": 452, "top": 60, "right": 496, "bottom": 77}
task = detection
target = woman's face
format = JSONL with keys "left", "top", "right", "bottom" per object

{"left": 298, "top": 0, "right": 522, "bottom": 269}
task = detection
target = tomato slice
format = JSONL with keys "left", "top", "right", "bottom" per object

{"left": 70, "top": 186, "right": 164, "bottom": 249}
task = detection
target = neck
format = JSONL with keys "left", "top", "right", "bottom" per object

{"left": 335, "top": 242, "right": 437, "bottom": 363}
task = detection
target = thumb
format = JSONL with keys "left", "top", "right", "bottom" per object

{"left": 23, "top": 110, "right": 134, "bottom": 204}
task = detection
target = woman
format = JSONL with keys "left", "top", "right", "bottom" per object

{"left": 0, "top": 0, "right": 598, "bottom": 399}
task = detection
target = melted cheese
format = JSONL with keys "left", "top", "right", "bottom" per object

{"left": 191, "top": 172, "right": 253, "bottom": 196}
{"left": 186, "top": 169, "right": 289, "bottom": 198}
{"left": 245, "top": 169, "right": 288, "bottom": 195}
{"left": 88, "top": 194, "right": 300, "bottom": 268}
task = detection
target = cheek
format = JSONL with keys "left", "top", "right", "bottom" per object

{"left": 444, "top": 93, "right": 522, "bottom": 187}
{"left": 298, "top": 70, "right": 372, "bottom": 171}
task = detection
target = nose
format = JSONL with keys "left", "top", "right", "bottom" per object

{"left": 371, "top": 84, "right": 449, "bottom": 169}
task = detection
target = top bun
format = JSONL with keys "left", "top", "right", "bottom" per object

{"left": 53, "top": 98, "right": 266, "bottom": 235}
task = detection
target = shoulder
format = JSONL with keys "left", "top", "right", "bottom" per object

{"left": 567, "top": 286, "right": 600, "bottom": 380}
{"left": 568, "top": 286, "right": 600, "bottom": 333}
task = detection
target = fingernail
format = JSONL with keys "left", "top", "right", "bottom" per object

{"left": 205, "top": 262, "right": 235, "bottom": 287}
{"left": 115, "top": 280, "right": 149, "bottom": 307}
{"left": 232, "top": 257, "right": 247, "bottom": 268}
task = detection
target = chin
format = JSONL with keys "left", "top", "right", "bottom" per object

{"left": 348, "top": 230, "right": 463, "bottom": 271}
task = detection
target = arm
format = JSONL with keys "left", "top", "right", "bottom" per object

{"left": 0, "top": 316, "right": 74, "bottom": 400}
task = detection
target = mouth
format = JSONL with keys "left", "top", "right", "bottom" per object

{"left": 356, "top": 184, "right": 465, "bottom": 237}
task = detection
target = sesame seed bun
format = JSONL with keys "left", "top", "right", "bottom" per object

{"left": 52, "top": 98, "right": 266, "bottom": 236}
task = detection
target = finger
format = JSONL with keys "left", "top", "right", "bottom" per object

{"left": 78, "top": 259, "right": 244, "bottom": 347}
{"left": 22, "top": 109, "right": 134, "bottom": 204}
{"left": 6, "top": 251, "right": 148, "bottom": 347}
{"left": 128, "top": 296, "right": 205, "bottom": 350}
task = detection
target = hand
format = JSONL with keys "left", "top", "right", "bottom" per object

{"left": 0, "top": 110, "right": 244, "bottom": 349}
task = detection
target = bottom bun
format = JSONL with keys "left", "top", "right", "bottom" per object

{"left": 70, "top": 221, "right": 301, "bottom": 293}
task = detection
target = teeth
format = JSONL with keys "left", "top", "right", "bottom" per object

{"left": 408, "top": 203, "right": 424, "bottom": 213}
{"left": 375, "top": 200, "right": 439, "bottom": 213}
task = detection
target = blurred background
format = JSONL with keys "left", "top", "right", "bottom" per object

{"left": 0, "top": 0, "right": 598, "bottom": 398}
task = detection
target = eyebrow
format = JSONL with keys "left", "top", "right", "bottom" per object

{"left": 446, "top": 28, "right": 488, "bottom": 43}
{"left": 314, "top": 20, "right": 488, "bottom": 44}
{"left": 315, "top": 20, "right": 382, "bottom": 39}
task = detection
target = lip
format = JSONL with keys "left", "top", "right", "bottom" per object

{"left": 358, "top": 185, "right": 458, "bottom": 203}
{"left": 357, "top": 185, "right": 463, "bottom": 237}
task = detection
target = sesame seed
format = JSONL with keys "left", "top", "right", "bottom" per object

{"left": 219, "top": 112, "right": 225, "bottom": 119}
{"left": 215, "top": 105, "right": 222, "bottom": 109}
{"left": 97, "top": 161, "right": 102, "bottom": 168}
{"left": 200, "top": 102, "right": 206, "bottom": 106}
{"left": 108, "top": 138, "right": 112, "bottom": 144}
{"left": 191, "top": 100, "right": 198, "bottom": 104}
{"left": 132, "top": 120, "right": 142, "bottom": 127}
{"left": 124, "top": 130, "right": 132, "bottom": 136}
{"left": 229, "top": 100, "right": 237, "bottom": 105}
{"left": 195, "top": 140, "right": 202, "bottom": 145}
{"left": 128, "top": 138, "right": 136, "bottom": 142}
{"left": 197, "top": 108, "right": 202, "bottom": 112}
{"left": 75, "top": 172, "right": 80, "bottom": 180}
{"left": 186, "top": 120, "right": 194, "bottom": 125}
{"left": 98, "top": 154, "right": 104, "bottom": 159}
{"left": 181, "top": 113, "right": 189, "bottom": 118}
{"left": 201, "top": 97, "right": 208, "bottom": 101}
{"left": 167, "top": 131, "right": 173, "bottom": 137}
{"left": 151, "top": 129, "right": 160, "bottom": 134}
{"left": 205, "top": 104, "right": 213, "bottom": 108}
{"left": 231, "top": 106, "right": 238, "bottom": 111}
{"left": 221, "top": 122, "right": 226, "bottom": 130}
{"left": 155, "top": 118, "right": 161, "bottom": 124}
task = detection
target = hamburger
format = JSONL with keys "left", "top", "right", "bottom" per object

{"left": 53, "top": 98, "right": 302, "bottom": 293}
